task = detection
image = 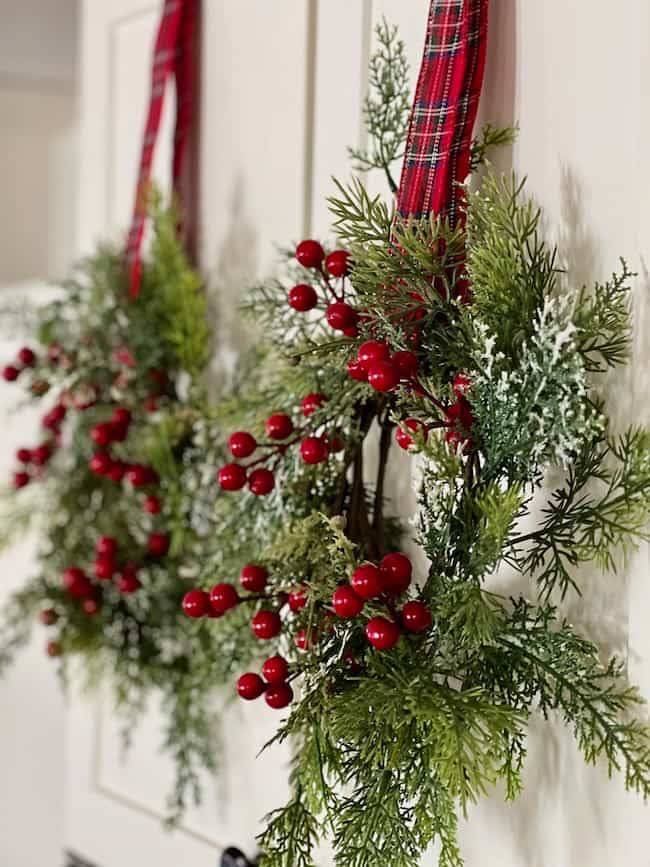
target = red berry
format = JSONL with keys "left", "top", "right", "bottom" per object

{"left": 63, "top": 567, "right": 92, "bottom": 598}
{"left": 332, "top": 585, "right": 364, "bottom": 618}
{"left": 342, "top": 325, "right": 359, "bottom": 338}
{"left": 46, "top": 640, "right": 62, "bottom": 658}
{"left": 2, "top": 365, "right": 19, "bottom": 382}
{"left": 111, "top": 407, "right": 132, "bottom": 427}
{"left": 182, "top": 589, "right": 210, "bottom": 619}
{"left": 144, "top": 395, "right": 158, "bottom": 413}
{"left": 379, "top": 552, "right": 412, "bottom": 594}
{"left": 326, "top": 302, "right": 357, "bottom": 331}
{"left": 31, "top": 444, "right": 52, "bottom": 466}
{"left": 143, "top": 494, "right": 162, "bottom": 514}
{"left": 13, "top": 471, "right": 30, "bottom": 489}
{"left": 82, "top": 598, "right": 100, "bottom": 616}
{"left": 248, "top": 468, "right": 275, "bottom": 496}
{"left": 240, "top": 563, "right": 269, "bottom": 592}
{"left": 324, "top": 249, "right": 350, "bottom": 277}
{"left": 94, "top": 558, "right": 116, "bottom": 580}
{"left": 347, "top": 360, "right": 368, "bottom": 382}
{"left": 357, "top": 340, "right": 390, "bottom": 371}
{"left": 42, "top": 404, "right": 66, "bottom": 429}
{"left": 17, "top": 347, "right": 36, "bottom": 367}
{"left": 266, "top": 413, "right": 294, "bottom": 440}
{"left": 351, "top": 564, "right": 384, "bottom": 600}
{"left": 395, "top": 419, "right": 428, "bottom": 451}
{"left": 16, "top": 448, "right": 31, "bottom": 464}
{"left": 391, "top": 350, "right": 419, "bottom": 378}
{"left": 262, "top": 655, "right": 289, "bottom": 684}
{"left": 288, "top": 588, "right": 307, "bottom": 612}
{"left": 444, "top": 430, "right": 464, "bottom": 451}
{"left": 300, "top": 436, "right": 329, "bottom": 465}
{"left": 218, "top": 463, "right": 247, "bottom": 491}
{"left": 148, "top": 532, "right": 169, "bottom": 558}
{"left": 90, "top": 422, "right": 114, "bottom": 447}
{"left": 366, "top": 616, "right": 400, "bottom": 650}
{"left": 118, "top": 572, "right": 141, "bottom": 594}
{"left": 96, "top": 536, "right": 117, "bottom": 557}
{"left": 296, "top": 239, "right": 324, "bottom": 269}
{"left": 237, "top": 672, "right": 265, "bottom": 701}
{"left": 452, "top": 373, "right": 472, "bottom": 397}
{"left": 89, "top": 452, "right": 112, "bottom": 476}
{"left": 296, "top": 627, "right": 318, "bottom": 651}
{"left": 229, "top": 431, "right": 257, "bottom": 458}
{"left": 210, "top": 582, "right": 240, "bottom": 614}
{"left": 110, "top": 421, "right": 129, "bottom": 443}
{"left": 39, "top": 608, "right": 58, "bottom": 626}
{"left": 127, "top": 465, "right": 159, "bottom": 488}
{"left": 301, "top": 392, "right": 326, "bottom": 417}
{"left": 265, "top": 682, "right": 294, "bottom": 709}
{"left": 401, "top": 600, "right": 432, "bottom": 633}
{"left": 367, "top": 360, "right": 400, "bottom": 392}
{"left": 108, "top": 461, "right": 127, "bottom": 482}
{"left": 327, "top": 434, "right": 345, "bottom": 453}
{"left": 252, "top": 610, "right": 282, "bottom": 640}
{"left": 288, "top": 284, "right": 318, "bottom": 312}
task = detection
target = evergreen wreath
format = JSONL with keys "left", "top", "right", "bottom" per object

{"left": 174, "top": 23, "right": 650, "bottom": 866}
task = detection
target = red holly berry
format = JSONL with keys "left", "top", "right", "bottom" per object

{"left": 182, "top": 589, "right": 211, "bottom": 619}
{"left": 391, "top": 350, "right": 419, "bottom": 378}
{"left": 237, "top": 672, "right": 266, "bottom": 701}
{"left": 296, "top": 239, "right": 324, "bottom": 269}
{"left": 63, "top": 567, "right": 92, "bottom": 598}
{"left": 351, "top": 564, "right": 384, "bottom": 600}
{"left": 444, "top": 430, "right": 464, "bottom": 451}
{"left": 111, "top": 407, "right": 132, "bottom": 427}
{"left": 229, "top": 431, "right": 257, "bottom": 458}
{"left": 367, "top": 360, "right": 400, "bottom": 392}
{"left": 110, "top": 421, "right": 129, "bottom": 443}
{"left": 31, "top": 444, "right": 52, "bottom": 466}
{"left": 452, "top": 373, "right": 471, "bottom": 397}
{"left": 251, "top": 610, "right": 282, "bottom": 640}
{"left": 210, "top": 582, "right": 240, "bottom": 614}
{"left": 326, "top": 302, "right": 357, "bottom": 331}
{"left": 39, "top": 608, "right": 58, "bottom": 626}
{"left": 379, "top": 552, "right": 412, "bottom": 594}
{"left": 296, "top": 627, "right": 318, "bottom": 651}
{"left": 240, "top": 564, "right": 268, "bottom": 592}
{"left": 94, "top": 558, "right": 116, "bottom": 580}
{"left": 300, "top": 436, "right": 329, "bottom": 465}
{"left": 82, "top": 598, "right": 100, "bottom": 616}
{"left": 42, "top": 404, "right": 66, "bottom": 429}
{"left": 248, "top": 468, "right": 275, "bottom": 496}
{"left": 143, "top": 494, "right": 162, "bottom": 514}
{"left": 265, "top": 682, "right": 294, "bottom": 709}
{"left": 347, "top": 360, "right": 368, "bottom": 382}
{"left": 16, "top": 448, "right": 31, "bottom": 464}
{"left": 262, "top": 655, "right": 289, "bottom": 684}
{"left": 13, "top": 471, "right": 30, "bottom": 489}
{"left": 46, "top": 640, "right": 62, "bottom": 658}
{"left": 401, "top": 600, "right": 432, "bottom": 633}
{"left": 395, "top": 419, "right": 428, "bottom": 451}
{"left": 327, "top": 434, "right": 345, "bottom": 453}
{"left": 357, "top": 340, "right": 390, "bottom": 371}
{"left": 342, "top": 325, "right": 359, "bottom": 338}
{"left": 108, "top": 461, "right": 126, "bottom": 483}
{"left": 148, "top": 532, "right": 169, "bottom": 558}
{"left": 96, "top": 536, "right": 117, "bottom": 557}
{"left": 288, "top": 588, "right": 307, "bottom": 612}
{"left": 266, "top": 413, "right": 294, "bottom": 440}
{"left": 366, "top": 616, "right": 400, "bottom": 650}
{"left": 332, "top": 585, "right": 364, "bottom": 618}
{"left": 2, "top": 365, "right": 19, "bottom": 382}
{"left": 288, "top": 283, "right": 318, "bottom": 312}
{"left": 89, "top": 452, "right": 112, "bottom": 476}
{"left": 444, "top": 397, "right": 474, "bottom": 430}
{"left": 218, "top": 463, "right": 247, "bottom": 491}
{"left": 90, "top": 422, "right": 114, "bottom": 447}
{"left": 17, "top": 347, "right": 36, "bottom": 367}
{"left": 324, "top": 249, "right": 350, "bottom": 277}
{"left": 301, "top": 392, "right": 326, "bottom": 417}
{"left": 118, "top": 572, "right": 141, "bottom": 594}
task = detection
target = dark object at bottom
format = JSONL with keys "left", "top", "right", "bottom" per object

{"left": 221, "top": 846, "right": 258, "bottom": 867}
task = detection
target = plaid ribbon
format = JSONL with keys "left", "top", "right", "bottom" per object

{"left": 125, "top": 0, "right": 198, "bottom": 299}
{"left": 396, "top": 0, "right": 489, "bottom": 224}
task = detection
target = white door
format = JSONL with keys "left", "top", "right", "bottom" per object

{"left": 65, "top": 2, "right": 650, "bottom": 866}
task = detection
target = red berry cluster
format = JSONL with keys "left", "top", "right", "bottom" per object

{"left": 62, "top": 536, "right": 146, "bottom": 615}
{"left": 331, "top": 552, "right": 432, "bottom": 651}
{"left": 289, "top": 240, "right": 358, "bottom": 336}
{"left": 237, "top": 655, "right": 293, "bottom": 709}
{"left": 219, "top": 395, "right": 343, "bottom": 497}
{"left": 2, "top": 345, "right": 36, "bottom": 384}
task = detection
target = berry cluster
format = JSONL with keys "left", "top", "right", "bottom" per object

{"left": 289, "top": 240, "right": 357, "bottom": 335}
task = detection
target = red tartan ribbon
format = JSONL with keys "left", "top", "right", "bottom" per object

{"left": 125, "top": 0, "right": 198, "bottom": 299}
{"left": 396, "top": 0, "right": 489, "bottom": 224}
